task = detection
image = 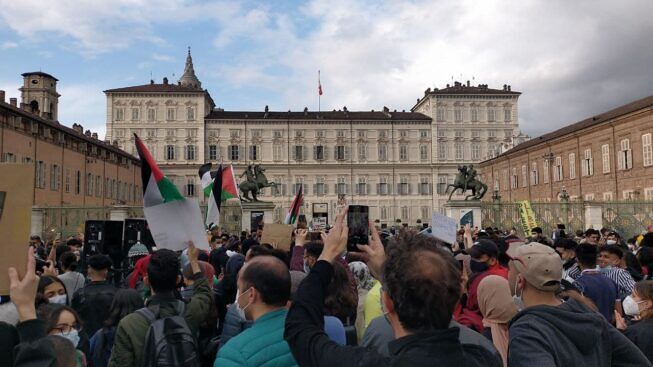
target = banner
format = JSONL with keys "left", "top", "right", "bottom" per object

{"left": 517, "top": 200, "right": 538, "bottom": 234}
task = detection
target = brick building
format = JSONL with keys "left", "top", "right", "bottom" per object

{"left": 478, "top": 94, "right": 653, "bottom": 202}
{"left": 0, "top": 72, "right": 141, "bottom": 208}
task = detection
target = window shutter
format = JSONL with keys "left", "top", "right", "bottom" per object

{"left": 397, "top": 184, "right": 401, "bottom": 195}
{"left": 292, "top": 146, "right": 296, "bottom": 160}
{"left": 175, "top": 146, "right": 180, "bottom": 160}
{"left": 365, "top": 184, "right": 369, "bottom": 196}
{"left": 429, "top": 183, "right": 433, "bottom": 195}
{"left": 408, "top": 183, "right": 412, "bottom": 195}
{"left": 627, "top": 150, "right": 632, "bottom": 169}
{"left": 313, "top": 146, "right": 318, "bottom": 160}
{"left": 334, "top": 184, "right": 338, "bottom": 194}
{"left": 618, "top": 152, "right": 624, "bottom": 170}
{"left": 313, "top": 184, "right": 317, "bottom": 195}
{"left": 345, "top": 183, "right": 349, "bottom": 195}
{"left": 344, "top": 146, "right": 350, "bottom": 161}
{"left": 304, "top": 146, "right": 308, "bottom": 162}
{"left": 376, "top": 183, "right": 380, "bottom": 195}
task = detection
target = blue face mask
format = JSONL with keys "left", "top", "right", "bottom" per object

{"left": 303, "top": 262, "right": 311, "bottom": 274}
{"left": 59, "top": 329, "right": 80, "bottom": 347}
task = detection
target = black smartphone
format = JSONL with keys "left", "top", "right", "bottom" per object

{"left": 347, "top": 205, "right": 369, "bottom": 251}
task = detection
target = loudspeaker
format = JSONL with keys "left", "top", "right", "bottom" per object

{"left": 123, "top": 218, "right": 154, "bottom": 252}
{"left": 83, "top": 220, "right": 124, "bottom": 268}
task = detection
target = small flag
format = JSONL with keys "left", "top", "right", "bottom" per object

{"left": 318, "top": 70, "right": 323, "bottom": 96}
{"left": 205, "top": 164, "right": 223, "bottom": 227}
{"left": 134, "top": 134, "right": 184, "bottom": 207}
{"left": 284, "top": 185, "right": 303, "bottom": 225}
{"left": 198, "top": 163, "right": 213, "bottom": 198}
{"left": 205, "top": 164, "right": 240, "bottom": 226}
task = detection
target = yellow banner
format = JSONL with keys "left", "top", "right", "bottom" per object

{"left": 517, "top": 200, "right": 538, "bottom": 235}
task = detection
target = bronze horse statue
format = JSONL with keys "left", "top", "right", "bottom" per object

{"left": 239, "top": 165, "right": 278, "bottom": 202}
{"left": 445, "top": 165, "right": 488, "bottom": 201}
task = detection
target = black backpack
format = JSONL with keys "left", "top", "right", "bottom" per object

{"left": 136, "top": 301, "right": 201, "bottom": 367}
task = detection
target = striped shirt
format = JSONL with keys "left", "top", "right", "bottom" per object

{"left": 564, "top": 262, "right": 581, "bottom": 280}
{"left": 601, "top": 267, "right": 635, "bottom": 299}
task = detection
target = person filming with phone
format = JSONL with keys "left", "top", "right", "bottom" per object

{"left": 284, "top": 207, "right": 501, "bottom": 367}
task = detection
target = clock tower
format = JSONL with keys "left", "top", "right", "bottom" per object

{"left": 19, "top": 71, "right": 60, "bottom": 121}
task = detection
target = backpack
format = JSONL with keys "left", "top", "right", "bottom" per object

{"left": 136, "top": 301, "right": 201, "bottom": 367}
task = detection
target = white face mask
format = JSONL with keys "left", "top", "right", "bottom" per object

{"left": 623, "top": 296, "right": 644, "bottom": 317}
{"left": 48, "top": 294, "right": 67, "bottom": 305}
{"left": 235, "top": 288, "right": 252, "bottom": 320}
{"left": 606, "top": 240, "right": 617, "bottom": 245}
{"left": 59, "top": 329, "right": 80, "bottom": 347}
{"left": 512, "top": 279, "right": 525, "bottom": 312}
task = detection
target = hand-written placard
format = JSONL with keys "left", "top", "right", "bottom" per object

{"left": 260, "top": 223, "right": 294, "bottom": 251}
{"left": 0, "top": 164, "right": 34, "bottom": 295}
{"left": 429, "top": 212, "right": 457, "bottom": 245}
{"left": 144, "top": 198, "right": 210, "bottom": 251}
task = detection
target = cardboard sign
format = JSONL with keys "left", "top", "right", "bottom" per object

{"left": 260, "top": 223, "right": 294, "bottom": 251}
{"left": 429, "top": 212, "right": 457, "bottom": 245}
{"left": 143, "top": 198, "right": 210, "bottom": 251}
{"left": 0, "top": 164, "right": 34, "bottom": 295}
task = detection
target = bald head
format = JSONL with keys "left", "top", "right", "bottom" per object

{"left": 240, "top": 255, "right": 291, "bottom": 306}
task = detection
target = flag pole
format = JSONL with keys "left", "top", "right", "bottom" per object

{"left": 318, "top": 70, "right": 321, "bottom": 114}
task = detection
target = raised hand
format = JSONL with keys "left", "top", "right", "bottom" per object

{"left": 294, "top": 229, "right": 308, "bottom": 247}
{"left": 357, "top": 221, "right": 386, "bottom": 280}
{"left": 187, "top": 241, "right": 201, "bottom": 275}
{"left": 318, "top": 208, "right": 348, "bottom": 263}
{"left": 8, "top": 247, "right": 39, "bottom": 321}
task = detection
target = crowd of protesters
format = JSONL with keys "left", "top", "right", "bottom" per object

{"left": 2, "top": 214, "right": 653, "bottom": 367}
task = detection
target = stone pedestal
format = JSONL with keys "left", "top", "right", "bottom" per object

{"left": 444, "top": 200, "right": 482, "bottom": 227}
{"left": 241, "top": 201, "right": 276, "bottom": 232}
{"left": 110, "top": 205, "right": 130, "bottom": 221}
{"left": 31, "top": 206, "right": 44, "bottom": 237}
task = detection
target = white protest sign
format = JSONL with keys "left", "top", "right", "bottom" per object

{"left": 429, "top": 212, "right": 458, "bottom": 245}
{"left": 144, "top": 198, "right": 210, "bottom": 251}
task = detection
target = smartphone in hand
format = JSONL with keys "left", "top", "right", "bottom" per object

{"left": 347, "top": 205, "right": 369, "bottom": 251}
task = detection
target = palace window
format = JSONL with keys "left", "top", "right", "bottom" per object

{"left": 510, "top": 167, "right": 518, "bottom": 189}
{"left": 438, "top": 144, "right": 447, "bottom": 159}
{"left": 454, "top": 109, "right": 462, "bottom": 122}
{"left": 273, "top": 130, "right": 283, "bottom": 139}
{"left": 51, "top": 165, "right": 60, "bottom": 191}
{"left": 420, "top": 145, "right": 428, "bottom": 161}
{"left": 314, "top": 145, "right": 325, "bottom": 161}
{"left": 185, "top": 145, "right": 196, "bottom": 161}
{"left": 75, "top": 170, "right": 81, "bottom": 195}
{"left": 436, "top": 107, "right": 445, "bottom": 122}
{"left": 357, "top": 130, "right": 366, "bottom": 139}
{"left": 504, "top": 108, "right": 511, "bottom": 122}
{"left": 273, "top": 145, "right": 282, "bottom": 161}
{"left": 399, "top": 177, "right": 409, "bottom": 195}
{"left": 131, "top": 108, "right": 139, "bottom": 121}
{"left": 643, "top": 134, "right": 653, "bottom": 167}
{"left": 380, "top": 206, "right": 388, "bottom": 220}
{"left": 35, "top": 161, "right": 46, "bottom": 189}
{"left": 293, "top": 145, "right": 305, "bottom": 161}
{"left": 399, "top": 144, "right": 408, "bottom": 161}
{"left": 419, "top": 129, "right": 429, "bottom": 138}
{"left": 166, "top": 108, "right": 176, "bottom": 121}
{"left": 96, "top": 175, "right": 102, "bottom": 197}
{"left": 553, "top": 156, "right": 563, "bottom": 181}
{"left": 315, "top": 177, "right": 326, "bottom": 196}
{"left": 471, "top": 108, "right": 478, "bottom": 122}
{"left": 336, "top": 177, "right": 347, "bottom": 195}
{"left": 602, "top": 144, "right": 610, "bottom": 173}
{"left": 531, "top": 162, "right": 539, "bottom": 185}
{"left": 86, "top": 173, "right": 93, "bottom": 196}
{"left": 65, "top": 169, "right": 70, "bottom": 193}
{"left": 618, "top": 139, "right": 632, "bottom": 170}
{"left": 187, "top": 107, "right": 195, "bottom": 120}
{"left": 166, "top": 145, "right": 175, "bottom": 160}
{"left": 437, "top": 175, "right": 448, "bottom": 195}
{"left": 378, "top": 144, "right": 388, "bottom": 161}
{"left": 186, "top": 178, "right": 195, "bottom": 197}
{"left": 358, "top": 144, "right": 367, "bottom": 161}
{"left": 471, "top": 143, "right": 480, "bottom": 160}
{"left": 582, "top": 148, "right": 594, "bottom": 176}
{"left": 249, "top": 145, "right": 259, "bottom": 161}
{"left": 521, "top": 165, "right": 527, "bottom": 188}
{"left": 335, "top": 145, "right": 346, "bottom": 161}
{"left": 146, "top": 129, "right": 156, "bottom": 138}
{"left": 208, "top": 145, "right": 218, "bottom": 160}
{"left": 569, "top": 153, "right": 576, "bottom": 179}
{"left": 187, "top": 129, "right": 197, "bottom": 138}
{"left": 543, "top": 159, "right": 550, "bottom": 183}
{"left": 357, "top": 177, "right": 368, "bottom": 195}
{"left": 378, "top": 176, "right": 389, "bottom": 195}
{"left": 115, "top": 108, "right": 125, "bottom": 121}
{"left": 229, "top": 145, "right": 240, "bottom": 161}
{"left": 455, "top": 143, "right": 463, "bottom": 160}
{"left": 147, "top": 108, "right": 156, "bottom": 121}
{"left": 419, "top": 176, "right": 430, "bottom": 195}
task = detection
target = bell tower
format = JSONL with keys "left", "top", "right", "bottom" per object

{"left": 177, "top": 47, "right": 202, "bottom": 89}
{"left": 19, "top": 71, "right": 60, "bottom": 121}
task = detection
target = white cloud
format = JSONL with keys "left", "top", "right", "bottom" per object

{"left": 57, "top": 84, "right": 106, "bottom": 139}
{"left": 204, "top": 0, "right": 653, "bottom": 136}
{"left": 1, "top": 41, "right": 18, "bottom": 49}
{"left": 152, "top": 53, "right": 173, "bottom": 62}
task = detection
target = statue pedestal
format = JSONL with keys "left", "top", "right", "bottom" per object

{"left": 241, "top": 201, "right": 276, "bottom": 232}
{"left": 444, "top": 200, "right": 482, "bottom": 227}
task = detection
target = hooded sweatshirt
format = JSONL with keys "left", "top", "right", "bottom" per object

{"left": 508, "top": 298, "right": 651, "bottom": 367}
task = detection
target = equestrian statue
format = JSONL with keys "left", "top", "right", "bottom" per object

{"left": 445, "top": 165, "right": 488, "bottom": 201}
{"left": 239, "top": 165, "right": 278, "bottom": 202}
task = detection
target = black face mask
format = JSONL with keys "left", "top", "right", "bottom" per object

{"left": 470, "top": 259, "right": 489, "bottom": 273}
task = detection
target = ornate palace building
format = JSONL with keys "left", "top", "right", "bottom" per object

{"left": 105, "top": 49, "right": 527, "bottom": 225}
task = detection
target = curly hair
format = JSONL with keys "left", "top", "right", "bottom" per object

{"left": 324, "top": 261, "right": 357, "bottom": 324}
{"left": 382, "top": 231, "right": 461, "bottom": 332}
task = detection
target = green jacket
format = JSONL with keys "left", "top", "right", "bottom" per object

{"left": 215, "top": 308, "right": 298, "bottom": 367}
{"left": 108, "top": 272, "right": 211, "bottom": 367}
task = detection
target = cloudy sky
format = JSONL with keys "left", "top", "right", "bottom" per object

{"left": 1, "top": 0, "right": 652, "bottom": 139}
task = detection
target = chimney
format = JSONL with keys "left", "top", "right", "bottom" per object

{"left": 508, "top": 85, "right": 511, "bottom": 91}
{"left": 0, "top": 90, "right": 4, "bottom": 103}
{"left": 264, "top": 105, "right": 269, "bottom": 118}
{"left": 84, "top": 130, "right": 92, "bottom": 137}
{"left": 466, "top": 80, "right": 470, "bottom": 87}
{"left": 383, "top": 106, "right": 389, "bottom": 113}
{"left": 73, "top": 124, "right": 83, "bottom": 134}
{"left": 150, "top": 79, "right": 154, "bottom": 85}
{"left": 10, "top": 98, "right": 17, "bottom": 107}
{"left": 163, "top": 77, "right": 168, "bottom": 85}
{"left": 92, "top": 132, "right": 98, "bottom": 139}
{"left": 446, "top": 84, "right": 450, "bottom": 88}
{"left": 303, "top": 107, "right": 308, "bottom": 116}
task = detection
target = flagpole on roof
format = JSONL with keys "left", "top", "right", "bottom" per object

{"left": 318, "top": 70, "right": 321, "bottom": 115}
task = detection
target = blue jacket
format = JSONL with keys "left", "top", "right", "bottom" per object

{"left": 215, "top": 308, "right": 297, "bottom": 367}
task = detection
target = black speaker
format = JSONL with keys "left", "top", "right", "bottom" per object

{"left": 123, "top": 218, "right": 154, "bottom": 252}
{"left": 83, "top": 220, "right": 124, "bottom": 268}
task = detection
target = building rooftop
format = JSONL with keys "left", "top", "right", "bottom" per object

{"left": 104, "top": 81, "right": 206, "bottom": 93}
{"left": 426, "top": 81, "right": 521, "bottom": 96}
{"left": 482, "top": 94, "right": 653, "bottom": 163}
{"left": 0, "top": 100, "right": 139, "bottom": 162}
{"left": 207, "top": 108, "right": 431, "bottom": 121}
{"left": 21, "top": 71, "right": 59, "bottom": 81}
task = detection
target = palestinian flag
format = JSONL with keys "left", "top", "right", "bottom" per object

{"left": 134, "top": 134, "right": 183, "bottom": 207}
{"left": 284, "top": 185, "right": 303, "bottom": 225}
{"left": 199, "top": 163, "right": 213, "bottom": 198}
{"left": 204, "top": 164, "right": 240, "bottom": 226}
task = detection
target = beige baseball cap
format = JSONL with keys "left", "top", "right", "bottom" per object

{"left": 507, "top": 242, "right": 562, "bottom": 291}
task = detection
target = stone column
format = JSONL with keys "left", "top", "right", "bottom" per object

{"left": 31, "top": 206, "right": 44, "bottom": 237}
{"left": 110, "top": 205, "right": 129, "bottom": 221}
{"left": 584, "top": 203, "right": 603, "bottom": 229}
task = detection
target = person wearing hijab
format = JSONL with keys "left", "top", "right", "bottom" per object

{"left": 348, "top": 261, "right": 377, "bottom": 341}
{"left": 477, "top": 275, "right": 518, "bottom": 367}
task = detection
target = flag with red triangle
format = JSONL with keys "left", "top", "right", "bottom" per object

{"left": 284, "top": 184, "right": 303, "bottom": 225}
{"left": 134, "top": 134, "right": 184, "bottom": 207}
